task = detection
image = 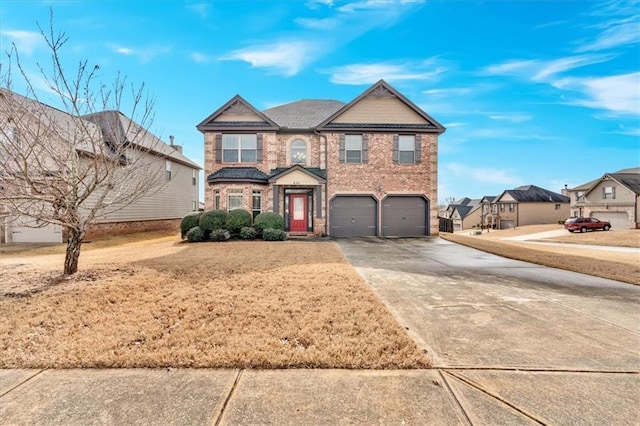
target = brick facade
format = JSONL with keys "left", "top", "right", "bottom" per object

{"left": 198, "top": 80, "right": 445, "bottom": 237}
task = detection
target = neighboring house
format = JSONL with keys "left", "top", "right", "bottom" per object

{"left": 0, "top": 89, "right": 201, "bottom": 243}
{"left": 443, "top": 196, "right": 495, "bottom": 231}
{"left": 566, "top": 167, "right": 640, "bottom": 229}
{"left": 197, "top": 80, "right": 445, "bottom": 237}
{"left": 488, "top": 185, "right": 570, "bottom": 229}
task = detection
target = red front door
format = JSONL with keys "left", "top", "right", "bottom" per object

{"left": 290, "top": 194, "right": 308, "bottom": 232}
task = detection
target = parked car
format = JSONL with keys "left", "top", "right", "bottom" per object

{"left": 564, "top": 217, "right": 611, "bottom": 233}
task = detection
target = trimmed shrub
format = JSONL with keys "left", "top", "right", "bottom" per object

{"left": 199, "top": 209, "right": 227, "bottom": 237}
{"left": 226, "top": 209, "right": 253, "bottom": 236}
{"left": 180, "top": 212, "right": 202, "bottom": 239}
{"left": 240, "top": 226, "right": 258, "bottom": 240}
{"left": 254, "top": 212, "right": 284, "bottom": 236}
{"left": 262, "top": 228, "right": 287, "bottom": 241}
{"left": 210, "top": 228, "right": 231, "bottom": 242}
{"left": 186, "top": 226, "right": 205, "bottom": 242}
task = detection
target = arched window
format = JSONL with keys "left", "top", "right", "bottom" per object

{"left": 290, "top": 139, "right": 307, "bottom": 164}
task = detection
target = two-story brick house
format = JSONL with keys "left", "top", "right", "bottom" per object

{"left": 197, "top": 80, "right": 445, "bottom": 237}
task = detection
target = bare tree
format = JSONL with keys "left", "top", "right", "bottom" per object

{"left": 0, "top": 16, "right": 168, "bottom": 275}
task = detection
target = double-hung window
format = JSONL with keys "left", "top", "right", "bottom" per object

{"left": 345, "top": 135, "right": 362, "bottom": 163}
{"left": 398, "top": 135, "right": 416, "bottom": 163}
{"left": 252, "top": 190, "right": 262, "bottom": 219}
{"left": 228, "top": 189, "right": 243, "bottom": 211}
{"left": 602, "top": 186, "right": 615, "bottom": 199}
{"left": 222, "top": 134, "right": 257, "bottom": 163}
{"left": 165, "top": 160, "right": 172, "bottom": 181}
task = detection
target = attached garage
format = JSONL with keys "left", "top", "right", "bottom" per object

{"left": 591, "top": 212, "right": 629, "bottom": 230}
{"left": 500, "top": 220, "right": 515, "bottom": 229}
{"left": 330, "top": 196, "right": 377, "bottom": 237}
{"left": 382, "top": 196, "right": 428, "bottom": 237}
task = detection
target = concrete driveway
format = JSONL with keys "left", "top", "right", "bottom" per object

{"left": 337, "top": 237, "right": 640, "bottom": 423}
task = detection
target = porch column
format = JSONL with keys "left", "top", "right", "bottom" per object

{"left": 316, "top": 185, "right": 322, "bottom": 218}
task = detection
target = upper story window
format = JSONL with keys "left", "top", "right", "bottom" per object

{"left": 393, "top": 134, "right": 422, "bottom": 164}
{"left": 165, "top": 160, "right": 172, "bottom": 181}
{"left": 576, "top": 191, "right": 585, "bottom": 202}
{"left": 345, "top": 135, "right": 362, "bottom": 163}
{"left": 290, "top": 139, "right": 307, "bottom": 164}
{"left": 398, "top": 136, "right": 415, "bottom": 163}
{"left": 602, "top": 186, "right": 615, "bottom": 199}
{"left": 555, "top": 204, "right": 561, "bottom": 210}
{"left": 222, "top": 134, "right": 257, "bottom": 163}
{"left": 509, "top": 203, "right": 515, "bottom": 212}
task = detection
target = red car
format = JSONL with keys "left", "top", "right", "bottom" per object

{"left": 564, "top": 217, "right": 611, "bottom": 233}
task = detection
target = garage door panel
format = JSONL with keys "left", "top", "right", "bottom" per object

{"left": 591, "top": 212, "right": 628, "bottom": 230}
{"left": 382, "top": 196, "right": 427, "bottom": 237}
{"left": 330, "top": 196, "right": 377, "bottom": 237}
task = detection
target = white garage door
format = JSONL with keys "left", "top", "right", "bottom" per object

{"left": 9, "top": 219, "right": 62, "bottom": 243}
{"left": 591, "top": 212, "right": 628, "bottom": 230}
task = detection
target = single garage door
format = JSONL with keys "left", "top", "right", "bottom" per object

{"left": 500, "top": 220, "right": 515, "bottom": 229}
{"left": 591, "top": 212, "right": 628, "bottom": 230}
{"left": 330, "top": 196, "right": 377, "bottom": 237}
{"left": 382, "top": 196, "right": 427, "bottom": 237}
{"left": 9, "top": 223, "right": 62, "bottom": 243}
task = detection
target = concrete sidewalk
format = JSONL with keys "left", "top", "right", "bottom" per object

{"left": 3, "top": 367, "right": 638, "bottom": 425}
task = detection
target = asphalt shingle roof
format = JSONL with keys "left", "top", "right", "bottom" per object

{"left": 505, "top": 185, "right": 569, "bottom": 203}
{"left": 207, "top": 167, "right": 269, "bottom": 183}
{"left": 263, "top": 100, "right": 345, "bottom": 129}
{"left": 269, "top": 167, "right": 327, "bottom": 180}
{"left": 610, "top": 172, "right": 640, "bottom": 194}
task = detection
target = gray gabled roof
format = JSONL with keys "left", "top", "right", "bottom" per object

{"left": 499, "top": 185, "right": 569, "bottom": 203}
{"left": 263, "top": 100, "right": 345, "bottom": 130}
{"left": 609, "top": 172, "right": 640, "bottom": 194}
{"left": 84, "top": 111, "right": 201, "bottom": 169}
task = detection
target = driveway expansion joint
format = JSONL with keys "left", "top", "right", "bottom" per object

{"left": 0, "top": 369, "right": 44, "bottom": 398}
{"left": 444, "top": 370, "right": 547, "bottom": 425}
{"left": 213, "top": 368, "right": 243, "bottom": 426}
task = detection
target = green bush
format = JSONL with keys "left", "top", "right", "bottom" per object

{"left": 226, "top": 209, "right": 253, "bottom": 236}
{"left": 186, "top": 226, "right": 205, "bottom": 242}
{"left": 240, "top": 226, "right": 258, "bottom": 240}
{"left": 199, "top": 209, "right": 227, "bottom": 237}
{"left": 262, "top": 228, "right": 287, "bottom": 241}
{"left": 210, "top": 228, "right": 231, "bottom": 242}
{"left": 180, "top": 212, "right": 202, "bottom": 239}
{"left": 254, "top": 212, "right": 284, "bottom": 236}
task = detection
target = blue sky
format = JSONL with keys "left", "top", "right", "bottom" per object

{"left": 1, "top": 0, "right": 638, "bottom": 204}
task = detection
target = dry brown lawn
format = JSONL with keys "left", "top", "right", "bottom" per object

{"left": 442, "top": 226, "right": 639, "bottom": 285}
{"left": 0, "top": 237, "right": 429, "bottom": 369}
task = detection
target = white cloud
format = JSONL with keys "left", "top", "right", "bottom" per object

{"left": 445, "top": 163, "right": 525, "bottom": 186}
{"left": 484, "top": 54, "right": 614, "bottom": 82}
{"left": 488, "top": 114, "right": 533, "bottom": 123}
{"left": 443, "top": 122, "right": 466, "bottom": 128}
{"left": 423, "top": 87, "right": 472, "bottom": 97}
{"left": 108, "top": 44, "right": 171, "bottom": 63}
{"left": 329, "top": 60, "right": 447, "bottom": 85}
{"left": 578, "top": 20, "right": 639, "bottom": 51}
{"left": 1, "top": 30, "right": 43, "bottom": 55}
{"left": 221, "top": 41, "right": 318, "bottom": 77}
{"left": 225, "top": 0, "right": 424, "bottom": 76}
{"left": 190, "top": 52, "right": 212, "bottom": 63}
{"left": 553, "top": 72, "right": 640, "bottom": 116}
{"left": 187, "top": 3, "right": 210, "bottom": 18}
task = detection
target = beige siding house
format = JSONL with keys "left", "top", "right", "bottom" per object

{"left": 0, "top": 90, "right": 201, "bottom": 243}
{"left": 197, "top": 80, "right": 445, "bottom": 237}
{"left": 484, "top": 185, "right": 569, "bottom": 229}
{"left": 567, "top": 167, "right": 640, "bottom": 229}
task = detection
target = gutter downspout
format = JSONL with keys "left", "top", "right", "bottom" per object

{"left": 314, "top": 130, "right": 328, "bottom": 236}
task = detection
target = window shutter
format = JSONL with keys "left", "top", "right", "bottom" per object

{"left": 602, "top": 187, "right": 605, "bottom": 199}
{"left": 392, "top": 135, "right": 399, "bottom": 163}
{"left": 339, "top": 134, "right": 345, "bottom": 163}
{"left": 415, "top": 134, "right": 422, "bottom": 164}
{"left": 612, "top": 186, "right": 616, "bottom": 199}
{"left": 256, "top": 134, "right": 263, "bottom": 163}
{"left": 362, "top": 134, "right": 369, "bottom": 163}
{"left": 215, "top": 134, "right": 222, "bottom": 163}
